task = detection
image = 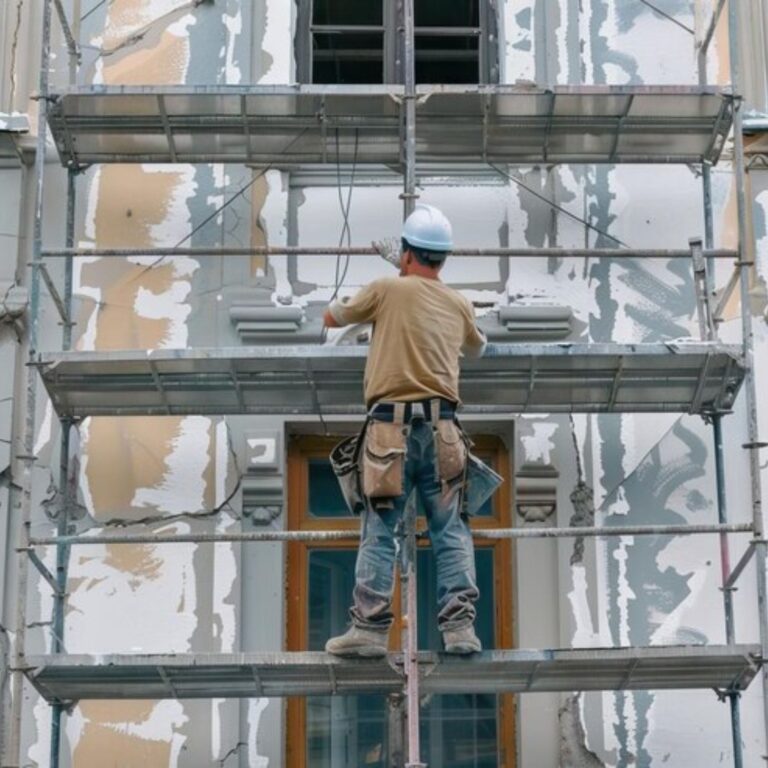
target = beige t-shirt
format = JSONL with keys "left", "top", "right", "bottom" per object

{"left": 329, "top": 276, "right": 487, "bottom": 406}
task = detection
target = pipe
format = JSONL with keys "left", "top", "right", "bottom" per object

{"left": 728, "top": 0, "right": 768, "bottom": 762}
{"left": 5, "top": 0, "right": 53, "bottom": 765}
{"left": 26, "top": 522, "right": 753, "bottom": 548}
{"left": 50, "top": 169, "right": 77, "bottom": 768}
{"left": 39, "top": 246, "right": 739, "bottom": 259}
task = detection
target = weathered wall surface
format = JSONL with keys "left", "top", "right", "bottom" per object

{"left": 1, "top": 1, "right": 767, "bottom": 766}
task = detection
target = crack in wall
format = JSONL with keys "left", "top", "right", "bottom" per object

{"left": 7, "top": 0, "right": 24, "bottom": 112}
{"left": 90, "top": 0, "right": 210, "bottom": 58}
{"left": 559, "top": 694, "right": 607, "bottom": 768}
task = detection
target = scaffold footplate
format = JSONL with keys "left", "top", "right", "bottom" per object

{"left": 34, "top": 343, "right": 745, "bottom": 417}
{"left": 47, "top": 85, "right": 733, "bottom": 167}
{"left": 26, "top": 646, "right": 760, "bottom": 702}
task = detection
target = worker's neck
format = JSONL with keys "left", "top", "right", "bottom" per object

{"left": 403, "top": 264, "right": 441, "bottom": 281}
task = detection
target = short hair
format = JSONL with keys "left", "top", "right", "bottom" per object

{"left": 401, "top": 238, "right": 447, "bottom": 268}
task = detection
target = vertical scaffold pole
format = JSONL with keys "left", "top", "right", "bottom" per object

{"left": 727, "top": 0, "right": 768, "bottom": 760}
{"left": 4, "top": 0, "right": 53, "bottom": 765}
{"left": 698, "top": 23, "right": 744, "bottom": 768}
{"left": 49, "top": 169, "right": 76, "bottom": 768}
{"left": 401, "top": 0, "right": 424, "bottom": 766}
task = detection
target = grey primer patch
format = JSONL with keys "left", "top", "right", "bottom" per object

{"left": 512, "top": 6, "right": 532, "bottom": 52}
{"left": 603, "top": 419, "right": 708, "bottom": 767}
{"left": 559, "top": 694, "right": 607, "bottom": 768}
{"left": 615, "top": 0, "right": 692, "bottom": 34}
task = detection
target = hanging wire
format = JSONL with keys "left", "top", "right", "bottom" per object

{"left": 129, "top": 127, "right": 311, "bottom": 281}
{"left": 637, "top": 0, "right": 695, "bottom": 35}
{"left": 330, "top": 127, "right": 360, "bottom": 302}
{"left": 488, "top": 162, "right": 630, "bottom": 248}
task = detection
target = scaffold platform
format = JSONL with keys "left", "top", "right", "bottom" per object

{"left": 33, "top": 342, "right": 745, "bottom": 418}
{"left": 47, "top": 84, "right": 733, "bottom": 167}
{"left": 26, "top": 646, "right": 760, "bottom": 703}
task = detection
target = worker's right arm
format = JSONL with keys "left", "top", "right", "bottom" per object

{"left": 324, "top": 280, "right": 385, "bottom": 328}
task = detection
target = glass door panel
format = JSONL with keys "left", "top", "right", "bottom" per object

{"left": 307, "top": 550, "right": 388, "bottom": 767}
{"left": 305, "top": 547, "right": 499, "bottom": 766}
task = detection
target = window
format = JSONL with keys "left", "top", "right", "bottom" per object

{"left": 286, "top": 434, "right": 515, "bottom": 767}
{"left": 295, "top": 0, "right": 499, "bottom": 85}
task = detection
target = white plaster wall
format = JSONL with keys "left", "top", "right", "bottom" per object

{"left": 2, "top": 0, "right": 768, "bottom": 767}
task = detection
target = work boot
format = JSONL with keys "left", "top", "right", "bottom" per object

{"left": 325, "top": 625, "right": 389, "bottom": 658}
{"left": 442, "top": 624, "right": 482, "bottom": 655}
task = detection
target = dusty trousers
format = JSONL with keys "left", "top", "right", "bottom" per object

{"left": 350, "top": 418, "right": 479, "bottom": 631}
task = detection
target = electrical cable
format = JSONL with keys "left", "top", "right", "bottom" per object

{"left": 130, "top": 127, "right": 311, "bottom": 281}
{"left": 320, "top": 128, "right": 359, "bottom": 355}
{"left": 637, "top": 0, "right": 695, "bottom": 35}
{"left": 488, "top": 162, "right": 630, "bottom": 248}
{"left": 330, "top": 127, "right": 360, "bottom": 302}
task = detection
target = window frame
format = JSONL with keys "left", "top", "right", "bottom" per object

{"left": 285, "top": 432, "right": 516, "bottom": 768}
{"left": 295, "top": 0, "right": 500, "bottom": 85}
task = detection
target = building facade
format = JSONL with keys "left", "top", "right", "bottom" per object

{"left": 1, "top": 1, "right": 767, "bottom": 766}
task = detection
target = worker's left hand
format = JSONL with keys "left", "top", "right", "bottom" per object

{"left": 372, "top": 238, "right": 401, "bottom": 268}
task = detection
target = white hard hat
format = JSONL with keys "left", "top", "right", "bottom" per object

{"left": 402, "top": 204, "right": 453, "bottom": 255}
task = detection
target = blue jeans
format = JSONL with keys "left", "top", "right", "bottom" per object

{"left": 350, "top": 419, "right": 479, "bottom": 631}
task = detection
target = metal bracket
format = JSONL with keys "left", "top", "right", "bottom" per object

{"left": 23, "top": 549, "right": 64, "bottom": 597}
{"left": 713, "top": 264, "right": 740, "bottom": 325}
{"left": 52, "top": 0, "right": 82, "bottom": 64}
{"left": 30, "top": 263, "right": 73, "bottom": 328}
{"left": 156, "top": 665, "right": 180, "bottom": 698}
{"left": 724, "top": 539, "right": 767, "bottom": 590}
{"left": 690, "top": 238, "right": 716, "bottom": 340}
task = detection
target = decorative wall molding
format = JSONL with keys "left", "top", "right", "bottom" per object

{"left": 230, "top": 303, "right": 304, "bottom": 342}
{"left": 241, "top": 430, "right": 284, "bottom": 523}
{"left": 488, "top": 304, "right": 573, "bottom": 341}
{"left": 515, "top": 462, "right": 559, "bottom": 523}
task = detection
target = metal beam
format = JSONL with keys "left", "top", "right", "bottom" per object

{"left": 40, "top": 246, "right": 740, "bottom": 260}
{"left": 52, "top": 0, "right": 80, "bottom": 65}
{"left": 725, "top": 540, "right": 762, "bottom": 591}
{"left": 700, "top": 0, "right": 729, "bottom": 60}
{"left": 27, "top": 522, "right": 753, "bottom": 549}
{"left": 23, "top": 646, "right": 763, "bottom": 702}
{"left": 6, "top": 1, "right": 53, "bottom": 765}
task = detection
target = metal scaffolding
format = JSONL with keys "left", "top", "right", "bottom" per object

{"left": 3, "top": 1, "right": 767, "bottom": 767}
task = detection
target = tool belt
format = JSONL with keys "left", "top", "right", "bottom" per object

{"left": 331, "top": 398, "right": 501, "bottom": 515}
{"left": 368, "top": 397, "right": 456, "bottom": 423}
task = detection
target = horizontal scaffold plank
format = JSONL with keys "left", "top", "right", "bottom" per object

{"left": 47, "top": 84, "right": 733, "bottom": 167}
{"left": 26, "top": 646, "right": 761, "bottom": 703}
{"left": 34, "top": 343, "right": 746, "bottom": 418}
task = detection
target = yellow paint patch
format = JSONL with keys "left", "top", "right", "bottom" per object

{"left": 72, "top": 702, "right": 174, "bottom": 767}
{"left": 251, "top": 174, "right": 269, "bottom": 276}
{"left": 104, "top": 29, "right": 189, "bottom": 86}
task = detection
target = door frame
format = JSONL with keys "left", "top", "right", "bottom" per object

{"left": 285, "top": 433, "right": 515, "bottom": 768}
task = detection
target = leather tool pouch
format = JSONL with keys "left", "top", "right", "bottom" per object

{"left": 435, "top": 419, "right": 468, "bottom": 489}
{"left": 362, "top": 420, "right": 407, "bottom": 499}
{"left": 330, "top": 428, "right": 366, "bottom": 515}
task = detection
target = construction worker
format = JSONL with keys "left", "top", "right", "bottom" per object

{"left": 323, "top": 204, "right": 487, "bottom": 658}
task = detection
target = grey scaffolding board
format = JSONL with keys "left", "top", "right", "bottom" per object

{"left": 27, "top": 646, "right": 761, "bottom": 703}
{"left": 34, "top": 343, "right": 746, "bottom": 418}
{"left": 47, "top": 84, "right": 733, "bottom": 167}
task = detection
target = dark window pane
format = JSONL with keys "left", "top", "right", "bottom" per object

{"left": 313, "top": 0, "right": 383, "bottom": 26}
{"left": 307, "top": 550, "right": 388, "bottom": 767}
{"left": 305, "top": 548, "right": 500, "bottom": 765}
{"left": 308, "top": 459, "right": 351, "bottom": 518}
{"left": 415, "top": 35, "right": 479, "bottom": 83}
{"left": 313, "top": 32, "right": 383, "bottom": 84}
{"left": 418, "top": 548, "right": 499, "bottom": 766}
{"left": 415, "top": 0, "right": 479, "bottom": 27}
